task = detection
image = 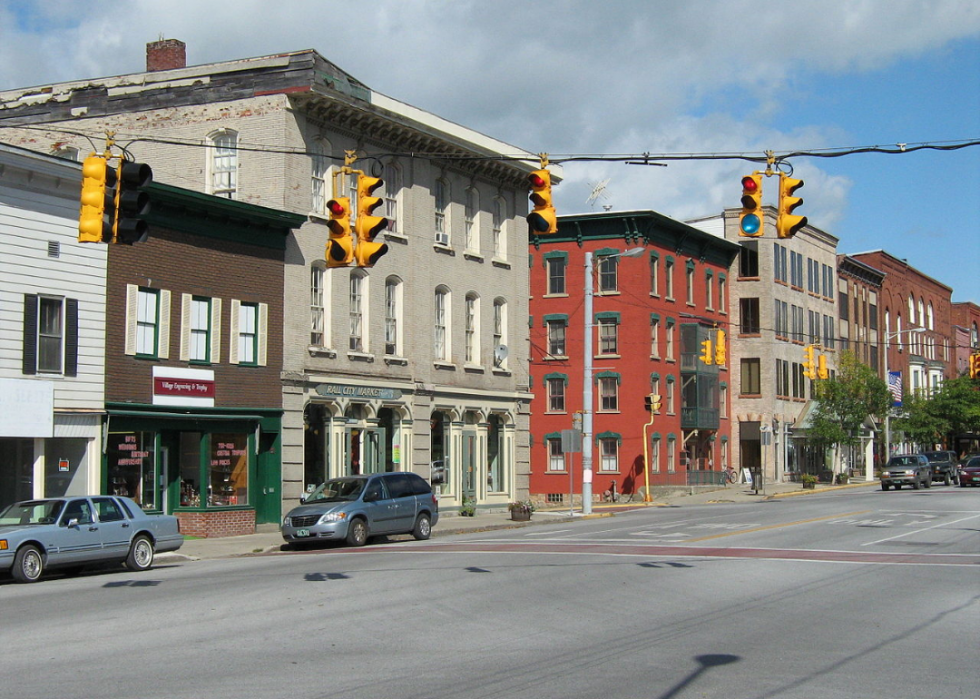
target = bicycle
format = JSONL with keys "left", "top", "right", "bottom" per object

{"left": 723, "top": 468, "right": 739, "bottom": 485}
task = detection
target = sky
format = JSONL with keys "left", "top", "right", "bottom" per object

{"left": 1, "top": 0, "right": 978, "bottom": 302}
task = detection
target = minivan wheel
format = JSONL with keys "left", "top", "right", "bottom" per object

{"left": 346, "top": 518, "right": 369, "bottom": 547}
{"left": 412, "top": 514, "right": 432, "bottom": 541}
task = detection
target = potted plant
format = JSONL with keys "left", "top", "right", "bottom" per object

{"left": 801, "top": 473, "right": 817, "bottom": 489}
{"left": 508, "top": 499, "right": 535, "bottom": 521}
{"left": 835, "top": 472, "right": 850, "bottom": 485}
{"left": 459, "top": 495, "right": 476, "bottom": 517}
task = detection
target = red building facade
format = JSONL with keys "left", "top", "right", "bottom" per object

{"left": 528, "top": 211, "right": 740, "bottom": 504}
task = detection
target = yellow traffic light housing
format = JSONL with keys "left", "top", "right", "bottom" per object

{"left": 803, "top": 344, "right": 816, "bottom": 379}
{"left": 644, "top": 393, "right": 662, "bottom": 412}
{"left": 354, "top": 175, "right": 389, "bottom": 268}
{"left": 700, "top": 337, "right": 714, "bottom": 365}
{"left": 738, "top": 173, "right": 763, "bottom": 237}
{"left": 78, "top": 155, "right": 117, "bottom": 243}
{"left": 526, "top": 169, "right": 557, "bottom": 235}
{"left": 714, "top": 329, "right": 727, "bottom": 366}
{"left": 325, "top": 197, "right": 353, "bottom": 268}
{"left": 777, "top": 173, "right": 807, "bottom": 239}
{"left": 970, "top": 352, "right": 980, "bottom": 379}
{"left": 817, "top": 353, "right": 829, "bottom": 380}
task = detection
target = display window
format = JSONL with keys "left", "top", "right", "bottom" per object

{"left": 208, "top": 433, "right": 249, "bottom": 506}
{"left": 106, "top": 432, "right": 156, "bottom": 509}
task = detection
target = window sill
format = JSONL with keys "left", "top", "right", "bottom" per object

{"left": 434, "top": 243, "right": 455, "bottom": 256}
{"left": 596, "top": 354, "right": 621, "bottom": 359}
{"left": 384, "top": 232, "right": 408, "bottom": 245}
{"left": 463, "top": 251, "right": 484, "bottom": 262}
{"left": 543, "top": 355, "right": 569, "bottom": 361}
{"left": 463, "top": 364, "right": 485, "bottom": 374}
{"left": 491, "top": 368, "right": 512, "bottom": 377}
{"left": 384, "top": 355, "right": 409, "bottom": 366}
{"left": 347, "top": 351, "right": 375, "bottom": 363}
{"left": 543, "top": 293, "right": 569, "bottom": 299}
{"left": 308, "top": 346, "right": 337, "bottom": 358}
{"left": 433, "top": 361, "right": 457, "bottom": 371}
{"left": 491, "top": 258, "right": 511, "bottom": 269}
{"left": 596, "top": 290, "right": 621, "bottom": 296}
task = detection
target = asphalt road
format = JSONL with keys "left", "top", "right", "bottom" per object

{"left": 2, "top": 487, "right": 977, "bottom": 699}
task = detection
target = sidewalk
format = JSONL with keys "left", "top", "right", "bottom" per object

{"left": 158, "top": 480, "right": 878, "bottom": 562}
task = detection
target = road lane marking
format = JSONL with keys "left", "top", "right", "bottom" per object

{"left": 683, "top": 510, "right": 871, "bottom": 542}
{"left": 861, "top": 512, "right": 980, "bottom": 546}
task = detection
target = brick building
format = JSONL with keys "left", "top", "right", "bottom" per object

{"left": 529, "top": 211, "right": 740, "bottom": 504}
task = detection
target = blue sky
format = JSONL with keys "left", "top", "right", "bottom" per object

{"left": 1, "top": 0, "right": 977, "bottom": 301}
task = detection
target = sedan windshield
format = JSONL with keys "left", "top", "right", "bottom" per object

{"left": 0, "top": 500, "right": 65, "bottom": 526}
{"left": 306, "top": 479, "right": 365, "bottom": 503}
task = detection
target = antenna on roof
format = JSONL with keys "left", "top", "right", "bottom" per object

{"left": 586, "top": 178, "right": 610, "bottom": 210}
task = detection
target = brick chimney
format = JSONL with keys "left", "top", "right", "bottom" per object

{"left": 146, "top": 39, "right": 186, "bottom": 72}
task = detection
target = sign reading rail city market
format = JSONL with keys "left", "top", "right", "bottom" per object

{"left": 315, "top": 384, "right": 402, "bottom": 400}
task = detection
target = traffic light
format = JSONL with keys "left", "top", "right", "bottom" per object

{"left": 78, "top": 155, "right": 117, "bottom": 243}
{"left": 354, "top": 175, "right": 389, "bottom": 268}
{"left": 776, "top": 173, "right": 807, "bottom": 239}
{"left": 644, "top": 393, "right": 662, "bottom": 412}
{"left": 738, "top": 173, "right": 763, "bottom": 237}
{"left": 700, "top": 337, "right": 714, "bottom": 365}
{"left": 970, "top": 352, "right": 980, "bottom": 379}
{"left": 817, "top": 353, "right": 829, "bottom": 380}
{"left": 526, "top": 169, "right": 557, "bottom": 235}
{"left": 113, "top": 159, "right": 153, "bottom": 244}
{"left": 325, "top": 197, "right": 353, "bottom": 268}
{"left": 803, "top": 344, "right": 816, "bottom": 379}
{"left": 714, "top": 329, "right": 727, "bottom": 365}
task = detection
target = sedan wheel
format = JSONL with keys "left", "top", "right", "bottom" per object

{"left": 881, "top": 483, "right": 889, "bottom": 491}
{"left": 12, "top": 545, "right": 44, "bottom": 583}
{"left": 346, "top": 518, "right": 369, "bottom": 547}
{"left": 125, "top": 535, "right": 155, "bottom": 572}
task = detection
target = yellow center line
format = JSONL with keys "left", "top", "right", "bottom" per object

{"left": 684, "top": 510, "right": 872, "bottom": 543}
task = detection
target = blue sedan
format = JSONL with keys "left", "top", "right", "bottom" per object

{"left": 0, "top": 496, "right": 183, "bottom": 583}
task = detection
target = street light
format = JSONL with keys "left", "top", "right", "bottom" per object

{"left": 582, "top": 245, "right": 645, "bottom": 514}
{"left": 883, "top": 326, "right": 926, "bottom": 457}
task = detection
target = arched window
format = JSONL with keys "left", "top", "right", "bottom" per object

{"left": 435, "top": 178, "right": 450, "bottom": 246}
{"left": 310, "top": 262, "right": 329, "bottom": 348}
{"left": 464, "top": 186, "right": 480, "bottom": 253}
{"left": 465, "top": 292, "right": 480, "bottom": 365}
{"left": 908, "top": 294, "right": 915, "bottom": 324}
{"left": 493, "top": 298, "right": 508, "bottom": 368}
{"left": 311, "top": 140, "right": 331, "bottom": 216}
{"left": 434, "top": 286, "right": 451, "bottom": 361}
{"left": 385, "top": 276, "right": 403, "bottom": 356}
{"left": 349, "top": 271, "right": 368, "bottom": 352}
{"left": 207, "top": 129, "right": 238, "bottom": 199}
{"left": 492, "top": 196, "right": 507, "bottom": 260}
{"left": 383, "top": 161, "right": 401, "bottom": 235}
{"left": 926, "top": 301, "right": 934, "bottom": 330}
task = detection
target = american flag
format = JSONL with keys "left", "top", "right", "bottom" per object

{"left": 888, "top": 371, "right": 902, "bottom": 407}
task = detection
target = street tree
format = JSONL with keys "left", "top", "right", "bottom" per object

{"left": 807, "top": 351, "right": 892, "bottom": 479}
{"left": 893, "top": 376, "right": 980, "bottom": 451}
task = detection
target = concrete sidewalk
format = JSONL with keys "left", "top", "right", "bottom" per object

{"left": 158, "top": 480, "right": 878, "bottom": 562}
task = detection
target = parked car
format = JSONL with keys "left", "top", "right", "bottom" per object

{"left": 880, "top": 454, "right": 932, "bottom": 491}
{"left": 282, "top": 472, "right": 439, "bottom": 547}
{"left": 922, "top": 450, "right": 959, "bottom": 485}
{"left": 957, "top": 456, "right": 980, "bottom": 487}
{"left": 0, "top": 496, "right": 183, "bottom": 583}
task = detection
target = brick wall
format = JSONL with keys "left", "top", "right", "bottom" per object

{"left": 177, "top": 508, "right": 256, "bottom": 538}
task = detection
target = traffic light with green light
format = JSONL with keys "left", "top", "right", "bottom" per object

{"left": 738, "top": 173, "right": 763, "bottom": 237}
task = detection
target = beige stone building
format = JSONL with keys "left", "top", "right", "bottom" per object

{"left": 0, "top": 40, "right": 543, "bottom": 518}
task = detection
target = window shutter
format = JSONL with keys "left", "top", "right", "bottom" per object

{"left": 210, "top": 297, "right": 222, "bottom": 364}
{"left": 22, "top": 294, "right": 38, "bottom": 375}
{"left": 258, "top": 303, "right": 268, "bottom": 367}
{"left": 158, "top": 290, "right": 171, "bottom": 359}
{"left": 64, "top": 298, "right": 79, "bottom": 377}
{"left": 179, "top": 293, "right": 191, "bottom": 361}
{"left": 228, "top": 299, "right": 241, "bottom": 365}
{"left": 125, "top": 284, "right": 138, "bottom": 356}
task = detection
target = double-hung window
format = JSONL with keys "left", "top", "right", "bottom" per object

{"left": 434, "top": 179, "right": 450, "bottom": 246}
{"left": 208, "top": 131, "right": 237, "bottom": 199}
{"left": 597, "top": 313, "right": 619, "bottom": 355}
{"left": 464, "top": 293, "right": 480, "bottom": 364}
{"left": 434, "top": 287, "right": 451, "bottom": 361}
{"left": 546, "top": 316, "right": 567, "bottom": 357}
{"left": 349, "top": 273, "right": 364, "bottom": 352}
{"left": 546, "top": 254, "right": 567, "bottom": 295}
{"left": 598, "top": 374, "right": 619, "bottom": 412}
{"left": 598, "top": 437, "right": 619, "bottom": 472}
{"left": 546, "top": 374, "right": 567, "bottom": 413}
{"left": 136, "top": 289, "right": 159, "bottom": 356}
{"left": 311, "top": 265, "right": 326, "bottom": 347}
{"left": 23, "top": 295, "right": 77, "bottom": 376}
{"left": 189, "top": 297, "right": 212, "bottom": 363}
{"left": 598, "top": 255, "right": 618, "bottom": 292}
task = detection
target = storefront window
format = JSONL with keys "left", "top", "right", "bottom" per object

{"left": 430, "top": 411, "right": 449, "bottom": 489}
{"left": 44, "top": 439, "right": 88, "bottom": 499}
{"left": 106, "top": 432, "right": 156, "bottom": 509}
{"left": 487, "top": 415, "right": 504, "bottom": 492}
{"left": 208, "top": 433, "right": 248, "bottom": 506}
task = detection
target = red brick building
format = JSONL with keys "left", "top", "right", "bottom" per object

{"left": 105, "top": 183, "right": 304, "bottom": 537}
{"left": 951, "top": 301, "right": 980, "bottom": 376}
{"left": 528, "top": 211, "right": 740, "bottom": 504}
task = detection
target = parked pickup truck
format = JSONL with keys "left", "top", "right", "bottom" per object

{"left": 922, "top": 450, "right": 958, "bottom": 485}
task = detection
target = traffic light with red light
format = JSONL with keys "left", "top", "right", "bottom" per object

{"left": 777, "top": 173, "right": 807, "bottom": 239}
{"left": 700, "top": 337, "right": 714, "bottom": 365}
{"left": 113, "top": 159, "right": 153, "bottom": 244}
{"left": 714, "top": 329, "right": 727, "bottom": 366}
{"left": 738, "top": 173, "right": 763, "bottom": 237}
{"left": 325, "top": 197, "right": 353, "bottom": 268}
{"left": 354, "top": 175, "right": 389, "bottom": 268}
{"left": 526, "top": 169, "right": 557, "bottom": 235}
{"left": 78, "top": 155, "right": 117, "bottom": 243}
{"left": 803, "top": 345, "right": 816, "bottom": 379}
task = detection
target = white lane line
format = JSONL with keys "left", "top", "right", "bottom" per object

{"left": 862, "top": 512, "right": 980, "bottom": 546}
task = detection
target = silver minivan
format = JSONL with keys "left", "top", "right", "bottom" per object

{"left": 282, "top": 472, "right": 439, "bottom": 547}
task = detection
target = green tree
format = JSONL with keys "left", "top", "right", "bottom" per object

{"left": 807, "top": 351, "right": 892, "bottom": 474}
{"left": 893, "top": 376, "right": 980, "bottom": 449}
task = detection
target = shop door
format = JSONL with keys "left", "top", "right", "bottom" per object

{"left": 362, "top": 428, "right": 386, "bottom": 474}
{"left": 344, "top": 428, "right": 362, "bottom": 476}
{"left": 462, "top": 431, "right": 477, "bottom": 497}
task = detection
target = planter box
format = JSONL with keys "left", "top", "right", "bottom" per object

{"left": 510, "top": 510, "right": 532, "bottom": 521}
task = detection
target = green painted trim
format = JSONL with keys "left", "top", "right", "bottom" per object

{"left": 595, "top": 311, "right": 621, "bottom": 323}
{"left": 543, "top": 372, "right": 569, "bottom": 385}
{"left": 594, "top": 247, "right": 619, "bottom": 257}
{"left": 650, "top": 312, "right": 660, "bottom": 323}
{"left": 594, "top": 370, "right": 620, "bottom": 384}
{"left": 595, "top": 430, "right": 622, "bottom": 445}
{"left": 543, "top": 313, "right": 569, "bottom": 325}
